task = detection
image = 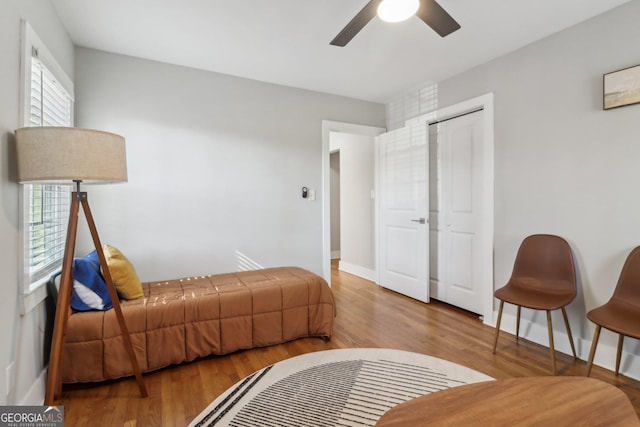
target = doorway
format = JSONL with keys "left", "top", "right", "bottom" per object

{"left": 322, "top": 121, "right": 386, "bottom": 284}
{"left": 329, "top": 131, "right": 377, "bottom": 281}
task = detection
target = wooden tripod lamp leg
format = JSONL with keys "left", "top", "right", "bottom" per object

{"left": 45, "top": 195, "right": 80, "bottom": 405}
{"left": 44, "top": 190, "right": 147, "bottom": 405}
{"left": 80, "top": 195, "right": 148, "bottom": 397}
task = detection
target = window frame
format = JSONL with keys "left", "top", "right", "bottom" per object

{"left": 19, "top": 21, "right": 75, "bottom": 314}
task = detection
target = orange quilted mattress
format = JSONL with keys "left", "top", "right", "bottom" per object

{"left": 62, "top": 267, "right": 336, "bottom": 383}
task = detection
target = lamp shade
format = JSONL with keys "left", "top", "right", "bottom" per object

{"left": 15, "top": 127, "right": 128, "bottom": 184}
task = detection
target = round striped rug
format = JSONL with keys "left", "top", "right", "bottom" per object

{"left": 189, "top": 348, "right": 493, "bottom": 427}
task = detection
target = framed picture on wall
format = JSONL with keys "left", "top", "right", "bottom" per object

{"left": 603, "top": 64, "right": 640, "bottom": 110}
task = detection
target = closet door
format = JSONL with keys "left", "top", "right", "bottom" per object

{"left": 430, "top": 110, "right": 485, "bottom": 314}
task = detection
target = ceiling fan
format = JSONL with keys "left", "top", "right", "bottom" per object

{"left": 330, "top": 0, "right": 460, "bottom": 47}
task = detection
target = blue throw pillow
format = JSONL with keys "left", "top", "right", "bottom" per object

{"left": 71, "top": 250, "right": 113, "bottom": 311}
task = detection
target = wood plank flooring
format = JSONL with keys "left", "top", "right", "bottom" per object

{"left": 60, "top": 262, "right": 640, "bottom": 425}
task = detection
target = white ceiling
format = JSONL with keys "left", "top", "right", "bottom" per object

{"left": 51, "top": 0, "right": 630, "bottom": 103}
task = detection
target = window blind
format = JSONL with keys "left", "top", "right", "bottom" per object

{"left": 25, "top": 52, "right": 73, "bottom": 285}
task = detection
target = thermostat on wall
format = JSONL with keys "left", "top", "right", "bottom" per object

{"left": 301, "top": 187, "right": 315, "bottom": 201}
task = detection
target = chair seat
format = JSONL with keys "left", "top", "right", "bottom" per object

{"left": 588, "top": 300, "right": 640, "bottom": 340}
{"left": 494, "top": 277, "right": 576, "bottom": 310}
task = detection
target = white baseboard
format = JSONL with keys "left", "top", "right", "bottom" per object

{"left": 331, "top": 250, "right": 341, "bottom": 260}
{"left": 17, "top": 368, "right": 45, "bottom": 405}
{"left": 338, "top": 261, "right": 376, "bottom": 282}
{"left": 495, "top": 311, "right": 640, "bottom": 381}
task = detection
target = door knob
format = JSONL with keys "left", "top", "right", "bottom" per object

{"left": 411, "top": 218, "right": 426, "bottom": 224}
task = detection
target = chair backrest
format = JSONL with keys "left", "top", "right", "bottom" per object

{"left": 511, "top": 234, "right": 576, "bottom": 292}
{"left": 611, "top": 246, "right": 640, "bottom": 307}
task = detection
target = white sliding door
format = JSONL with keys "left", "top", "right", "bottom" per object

{"left": 429, "top": 110, "right": 485, "bottom": 314}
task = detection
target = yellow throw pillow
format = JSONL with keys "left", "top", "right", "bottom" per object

{"left": 103, "top": 244, "right": 144, "bottom": 300}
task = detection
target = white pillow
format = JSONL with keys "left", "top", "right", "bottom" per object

{"left": 73, "top": 280, "right": 106, "bottom": 310}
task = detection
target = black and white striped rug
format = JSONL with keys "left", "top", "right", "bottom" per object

{"left": 189, "top": 348, "right": 493, "bottom": 427}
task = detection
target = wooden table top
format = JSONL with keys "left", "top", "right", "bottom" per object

{"left": 376, "top": 376, "right": 639, "bottom": 426}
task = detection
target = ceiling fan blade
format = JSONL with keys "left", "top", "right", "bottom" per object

{"left": 416, "top": 0, "right": 461, "bottom": 37}
{"left": 330, "top": 0, "right": 382, "bottom": 47}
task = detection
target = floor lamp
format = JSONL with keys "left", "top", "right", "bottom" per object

{"left": 15, "top": 127, "right": 147, "bottom": 405}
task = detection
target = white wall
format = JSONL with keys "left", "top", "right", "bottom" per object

{"left": 0, "top": 0, "right": 74, "bottom": 404}
{"left": 434, "top": 1, "right": 640, "bottom": 375}
{"left": 73, "top": 48, "right": 385, "bottom": 281}
{"left": 330, "top": 152, "right": 341, "bottom": 258}
{"left": 330, "top": 132, "right": 376, "bottom": 280}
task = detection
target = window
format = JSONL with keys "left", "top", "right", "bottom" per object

{"left": 20, "top": 22, "right": 74, "bottom": 310}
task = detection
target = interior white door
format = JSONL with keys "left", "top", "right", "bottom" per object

{"left": 430, "top": 110, "right": 485, "bottom": 314}
{"left": 378, "top": 123, "right": 429, "bottom": 302}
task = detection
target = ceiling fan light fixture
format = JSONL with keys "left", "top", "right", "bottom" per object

{"left": 377, "top": 0, "right": 420, "bottom": 23}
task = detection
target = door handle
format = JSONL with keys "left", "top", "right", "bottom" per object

{"left": 411, "top": 218, "right": 426, "bottom": 224}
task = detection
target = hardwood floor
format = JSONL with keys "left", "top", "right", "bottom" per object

{"left": 60, "top": 262, "right": 640, "bottom": 425}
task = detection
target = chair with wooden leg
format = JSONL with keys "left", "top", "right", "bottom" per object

{"left": 492, "top": 234, "right": 577, "bottom": 375}
{"left": 586, "top": 246, "right": 640, "bottom": 377}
